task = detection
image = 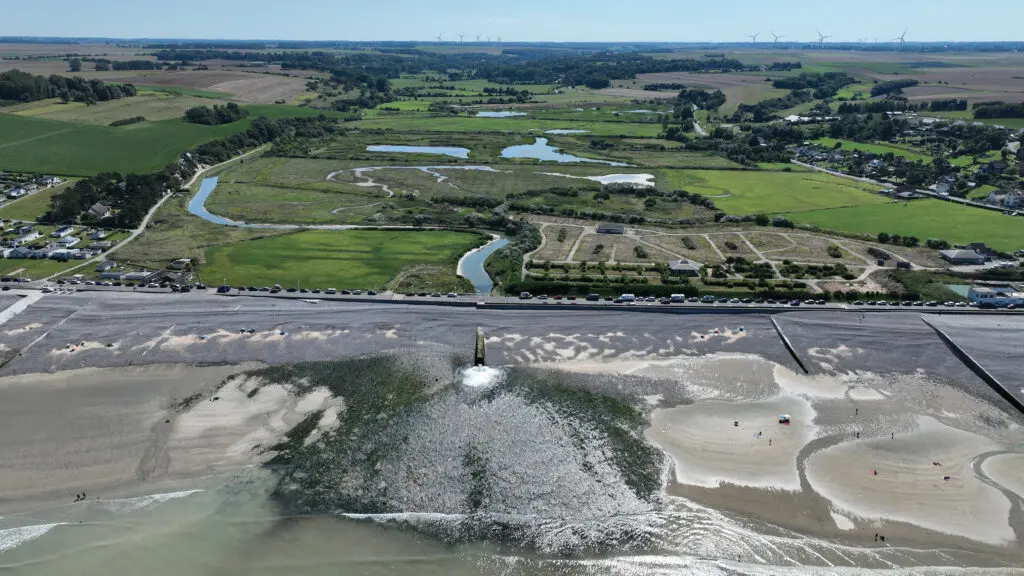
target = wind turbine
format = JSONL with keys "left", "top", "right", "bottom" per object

{"left": 497, "top": 36, "right": 502, "bottom": 46}
{"left": 476, "top": 34, "right": 483, "bottom": 43}
{"left": 747, "top": 33, "right": 759, "bottom": 43}
{"left": 893, "top": 28, "right": 908, "bottom": 51}
{"left": 770, "top": 31, "right": 784, "bottom": 44}
{"left": 816, "top": 30, "right": 832, "bottom": 47}
{"left": 436, "top": 33, "right": 443, "bottom": 45}
{"left": 458, "top": 33, "right": 465, "bottom": 46}
{"left": 485, "top": 36, "right": 491, "bottom": 45}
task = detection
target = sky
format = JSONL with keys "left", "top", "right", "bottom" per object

{"left": 3, "top": 0, "right": 1023, "bottom": 43}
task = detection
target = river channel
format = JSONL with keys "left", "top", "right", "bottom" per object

{"left": 187, "top": 177, "right": 505, "bottom": 294}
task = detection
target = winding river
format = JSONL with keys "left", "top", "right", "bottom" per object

{"left": 188, "top": 177, "right": 506, "bottom": 293}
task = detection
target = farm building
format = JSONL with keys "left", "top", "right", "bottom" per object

{"left": 597, "top": 223, "right": 626, "bottom": 235}
{"left": 939, "top": 249, "right": 987, "bottom": 265}
{"left": 668, "top": 257, "right": 704, "bottom": 277}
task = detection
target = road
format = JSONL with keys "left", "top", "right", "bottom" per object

{"left": 39, "top": 145, "right": 270, "bottom": 282}
{"left": 4, "top": 285, "right": 1012, "bottom": 316}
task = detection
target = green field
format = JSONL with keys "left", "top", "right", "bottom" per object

{"left": 350, "top": 115, "right": 664, "bottom": 137}
{"left": 0, "top": 182, "right": 70, "bottom": 221}
{"left": 8, "top": 91, "right": 230, "bottom": 125}
{"left": 0, "top": 105, "right": 341, "bottom": 176}
{"left": 0, "top": 257, "right": 80, "bottom": 280}
{"left": 659, "top": 169, "right": 888, "bottom": 214}
{"left": 786, "top": 200, "right": 1024, "bottom": 252}
{"left": 813, "top": 138, "right": 933, "bottom": 163}
{"left": 202, "top": 229, "right": 486, "bottom": 290}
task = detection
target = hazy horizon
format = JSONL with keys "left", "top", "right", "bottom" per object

{"left": 2, "top": 0, "right": 1023, "bottom": 44}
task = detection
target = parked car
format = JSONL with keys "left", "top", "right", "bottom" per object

{"left": 701, "top": 295, "right": 715, "bottom": 303}
{"left": 217, "top": 285, "right": 232, "bottom": 293}
{"left": 586, "top": 293, "right": 601, "bottom": 301}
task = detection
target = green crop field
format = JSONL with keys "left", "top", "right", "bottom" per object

{"left": 202, "top": 229, "right": 486, "bottom": 290}
{"left": 786, "top": 200, "right": 1024, "bottom": 252}
{"left": 657, "top": 169, "right": 888, "bottom": 214}
{"left": 0, "top": 105, "right": 342, "bottom": 176}
{"left": 813, "top": 138, "right": 933, "bottom": 163}
{"left": 9, "top": 92, "right": 231, "bottom": 125}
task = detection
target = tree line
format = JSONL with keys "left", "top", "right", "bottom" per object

{"left": 184, "top": 102, "right": 249, "bottom": 125}
{"left": 974, "top": 102, "right": 1024, "bottom": 119}
{"left": 836, "top": 98, "right": 967, "bottom": 114}
{"left": 0, "top": 69, "right": 137, "bottom": 105}
{"left": 870, "top": 79, "right": 919, "bottom": 97}
{"left": 772, "top": 72, "right": 856, "bottom": 99}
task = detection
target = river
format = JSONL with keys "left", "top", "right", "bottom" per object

{"left": 188, "top": 177, "right": 502, "bottom": 294}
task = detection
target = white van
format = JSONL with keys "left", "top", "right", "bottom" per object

{"left": 326, "top": 288, "right": 337, "bottom": 295}
{"left": 670, "top": 294, "right": 686, "bottom": 303}
{"left": 620, "top": 293, "right": 636, "bottom": 303}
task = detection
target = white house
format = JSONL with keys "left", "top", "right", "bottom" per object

{"left": 1005, "top": 191, "right": 1024, "bottom": 209}
{"left": 37, "top": 176, "right": 61, "bottom": 187}
{"left": 969, "top": 286, "right": 1024, "bottom": 307}
{"left": 56, "top": 236, "right": 80, "bottom": 247}
{"left": 51, "top": 225, "right": 75, "bottom": 238}
{"left": 5, "top": 187, "right": 26, "bottom": 199}
{"left": 11, "top": 232, "right": 41, "bottom": 247}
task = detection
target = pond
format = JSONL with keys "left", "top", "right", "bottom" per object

{"left": 459, "top": 238, "right": 510, "bottom": 294}
{"left": 476, "top": 111, "right": 527, "bottom": 118}
{"left": 366, "top": 145, "right": 470, "bottom": 159}
{"left": 500, "top": 138, "right": 629, "bottom": 166}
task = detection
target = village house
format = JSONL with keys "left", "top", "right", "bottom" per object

{"left": 90, "top": 230, "right": 109, "bottom": 240}
{"left": 88, "top": 203, "right": 112, "bottom": 219}
{"left": 11, "top": 231, "right": 41, "bottom": 247}
{"left": 96, "top": 259, "right": 117, "bottom": 272}
{"left": 5, "top": 187, "right": 27, "bottom": 199}
{"left": 56, "top": 236, "right": 80, "bottom": 247}
{"left": 36, "top": 176, "right": 61, "bottom": 187}
{"left": 51, "top": 225, "right": 75, "bottom": 238}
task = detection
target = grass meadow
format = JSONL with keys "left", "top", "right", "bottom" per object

{"left": 786, "top": 199, "right": 1024, "bottom": 252}
{"left": 202, "top": 229, "right": 485, "bottom": 290}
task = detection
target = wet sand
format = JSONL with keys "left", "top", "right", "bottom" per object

{"left": 0, "top": 362, "right": 338, "bottom": 516}
{"left": 3, "top": 292, "right": 1024, "bottom": 573}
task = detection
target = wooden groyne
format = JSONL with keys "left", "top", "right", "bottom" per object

{"left": 770, "top": 317, "right": 809, "bottom": 374}
{"left": 921, "top": 317, "right": 1024, "bottom": 414}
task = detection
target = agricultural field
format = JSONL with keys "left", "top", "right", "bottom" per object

{"left": 0, "top": 105, "right": 342, "bottom": 175}
{"left": 6, "top": 89, "right": 229, "bottom": 125}
{"left": 786, "top": 199, "right": 1024, "bottom": 253}
{"left": 635, "top": 72, "right": 790, "bottom": 114}
{"left": 202, "top": 230, "right": 485, "bottom": 291}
